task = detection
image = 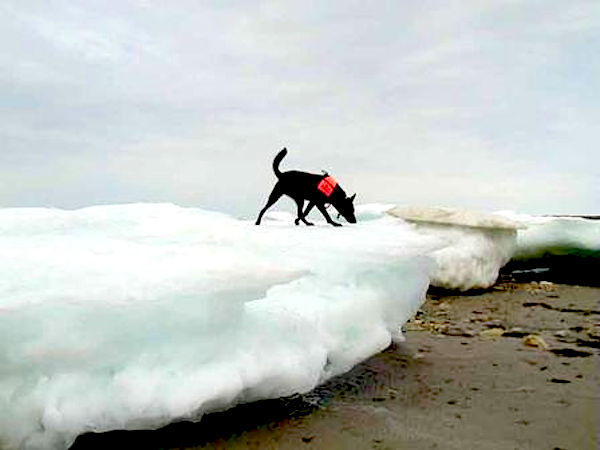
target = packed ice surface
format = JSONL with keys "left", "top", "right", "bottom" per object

{"left": 386, "top": 206, "right": 519, "bottom": 291}
{"left": 0, "top": 204, "right": 440, "bottom": 450}
{"left": 496, "top": 212, "right": 600, "bottom": 259}
{"left": 381, "top": 206, "right": 600, "bottom": 290}
{"left": 496, "top": 212, "right": 600, "bottom": 284}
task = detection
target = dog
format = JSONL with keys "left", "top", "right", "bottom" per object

{"left": 255, "top": 148, "right": 357, "bottom": 226}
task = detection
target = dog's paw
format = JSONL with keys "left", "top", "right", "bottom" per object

{"left": 331, "top": 222, "right": 342, "bottom": 227}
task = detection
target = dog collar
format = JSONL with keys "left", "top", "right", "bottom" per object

{"left": 318, "top": 175, "right": 338, "bottom": 197}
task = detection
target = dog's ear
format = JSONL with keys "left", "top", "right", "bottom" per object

{"left": 349, "top": 193, "right": 356, "bottom": 202}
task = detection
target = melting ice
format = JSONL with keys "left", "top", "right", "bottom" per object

{"left": 0, "top": 204, "right": 439, "bottom": 450}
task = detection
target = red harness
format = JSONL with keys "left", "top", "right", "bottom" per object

{"left": 317, "top": 175, "right": 338, "bottom": 197}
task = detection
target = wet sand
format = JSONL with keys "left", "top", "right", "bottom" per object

{"left": 72, "top": 281, "right": 599, "bottom": 450}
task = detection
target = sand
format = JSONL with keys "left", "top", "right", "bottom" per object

{"left": 72, "top": 281, "right": 599, "bottom": 450}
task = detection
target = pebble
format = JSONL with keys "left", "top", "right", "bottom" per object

{"left": 523, "top": 335, "right": 548, "bottom": 349}
{"left": 480, "top": 328, "right": 505, "bottom": 339}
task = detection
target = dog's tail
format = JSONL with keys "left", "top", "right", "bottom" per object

{"left": 273, "top": 147, "right": 287, "bottom": 178}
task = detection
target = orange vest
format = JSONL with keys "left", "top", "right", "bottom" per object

{"left": 317, "top": 176, "right": 337, "bottom": 197}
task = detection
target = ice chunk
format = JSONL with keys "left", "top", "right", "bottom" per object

{"left": 388, "top": 206, "right": 520, "bottom": 290}
{"left": 0, "top": 204, "right": 439, "bottom": 450}
{"left": 497, "top": 212, "right": 600, "bottom": 259}
{"left": 497, "top": 212, "right": 600, "bottom": 285}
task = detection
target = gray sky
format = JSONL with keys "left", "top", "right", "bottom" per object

{"left": 2, "top": 1, "right": 599, "bottom": 217}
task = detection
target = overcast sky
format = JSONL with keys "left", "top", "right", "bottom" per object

{"left": 2, "top": 1, "right": 598, "bottom": 217}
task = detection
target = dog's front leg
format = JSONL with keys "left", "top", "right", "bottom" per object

{"left": 295, "top": 200, "right": 314, "bottom": 226}
{"left": 316, "top": 203, "right": 341, "bottom": 226}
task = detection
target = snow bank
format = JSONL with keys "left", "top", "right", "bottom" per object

{"left": 387, "top": 206, "right": 520, "bottom": 291}
{"left": 0, "top": 204, "right": 439, "bottom": 450}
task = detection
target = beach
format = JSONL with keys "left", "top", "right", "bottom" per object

{"left": 72, "top": 279, "right": 599, "bottom": 450}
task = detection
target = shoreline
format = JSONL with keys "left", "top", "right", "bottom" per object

{"left": 72, "top": 281, "right": 599, "bottom": 450}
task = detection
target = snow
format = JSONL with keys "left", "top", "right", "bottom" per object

{"left": 0, "top": 204, "right": 439, "bottom": 450}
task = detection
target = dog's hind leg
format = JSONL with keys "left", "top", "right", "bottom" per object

{"left": 255, "top": 183, "right": 285, "bottom": 225}
{"left": 294, "top": 199, "right": 314, "bottom": 226}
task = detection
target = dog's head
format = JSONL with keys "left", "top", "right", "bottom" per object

{"left": 336, "top": 193, "right": 357, "bottom": 224}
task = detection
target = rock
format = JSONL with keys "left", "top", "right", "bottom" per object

{"left": 480, "top": 328, "right": 505, "bottom": 339}
{"left": 523, "top": 335, "right": 548, "bottom": 349}
{"left": 554, "top": 330, "right": 570, "bottom": 338}
{"left": 525, "top": 281, "right": 556, "bottom": 295}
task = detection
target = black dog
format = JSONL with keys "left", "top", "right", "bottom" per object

{"left": 255, "top": 148, "right": 357, "bottom": 226}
